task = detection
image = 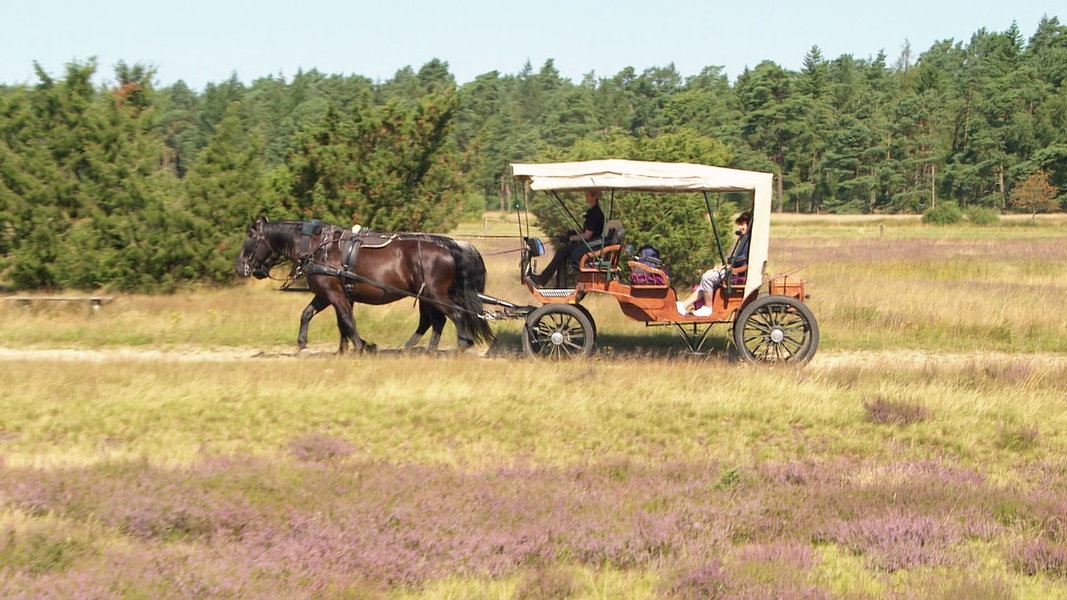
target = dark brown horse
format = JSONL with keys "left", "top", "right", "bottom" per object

{"left": 235, "top": 217, "right": 494, "bottom": 353}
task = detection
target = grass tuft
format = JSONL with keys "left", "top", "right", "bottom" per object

{"left": 512, "top": 564, "right": 577, "bottom": 600}
{"left": 288, "top": 431, "right": 355, "bottom": 463}
{"left": 862, "top": 395, "right": 928, "bottom": 425}
{"left": 997, "top": 423, "right": 1040, "bottom": 451}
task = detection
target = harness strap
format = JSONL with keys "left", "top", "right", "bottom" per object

{"left": 415, "top": 239, "right": 427, "bottom": 307}
{"left": 298, "top": 230, "right": 488, "bottom": 321}
{"left": 343, "top": 234, "right": 363, "bottom": 273}
{"left": 349, "top": 231, "right": 400, "bottom": 249}
{"left": 302, "top": 261, "right": 477, "bottom": 316}
{"left": 341, "top": 232, "right": 364, "bottom": 295}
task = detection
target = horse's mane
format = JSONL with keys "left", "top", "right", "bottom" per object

{"left": 263, "top": 220, "right": 304, "bottom": 256}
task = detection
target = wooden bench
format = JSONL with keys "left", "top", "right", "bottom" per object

{"left": 4, "top": 296, "right": 115, "bottom": 311}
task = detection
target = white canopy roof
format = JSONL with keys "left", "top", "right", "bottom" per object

{"left": 510, "top": 159, "right": 771, "bottom": 193}
{"left": 511, "top": 159, "right": 774, "bottom": 299}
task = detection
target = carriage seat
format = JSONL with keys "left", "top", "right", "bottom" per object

{"left": 578, "top": 220, "right": 625, "bottom": 273}
{"left": 724, "top": 271, "right": 747, "bottom": 294}
{"left": 628, "top": 260, "right": 669, "bottom": 287}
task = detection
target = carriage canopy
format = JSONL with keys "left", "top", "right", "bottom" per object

{"left": 510, "top": 159, "right": 773, "bottom": 299}
{"left": 510, "top": 159, "right": 771, "bottom": 193}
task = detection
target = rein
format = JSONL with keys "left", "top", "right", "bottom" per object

{"left": 481, "top": 247, "right": 523, "bottom": 256}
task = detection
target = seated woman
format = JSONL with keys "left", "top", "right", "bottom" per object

{"left": 679, "top": 211, "right": 750, "bottom": 313}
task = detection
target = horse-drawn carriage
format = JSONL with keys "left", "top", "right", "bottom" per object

{"left": 489, "top": 159, "right": 819, "bottom": 363}
{"left": 236, "top": 159, "right": 818, "bottom": 364}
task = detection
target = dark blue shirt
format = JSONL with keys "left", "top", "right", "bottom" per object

{"left": 582, "top": 204, "right": 605, "bottom": 240}
{"left": 729, "top": 232, "right": 749, "bottom": 269}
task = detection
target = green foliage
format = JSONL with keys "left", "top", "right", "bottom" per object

{"left": 3, "top": 17, "right": 1067, "bottom": 291}
{"left": 923, "top": 202, "right": 964, "bottom": 225}
{"left": 0, "top": 60, "right": 468, "bottom": 291}
{"left": 0, "top": 59, "right": 191, "bottom": 291}
{"left": 276, "top": 91, "right": 467, "bottom": 231}
{"left": 966, "top": 206, "right": 1001, "bottom": 226}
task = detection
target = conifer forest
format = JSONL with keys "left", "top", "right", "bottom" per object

{"left": 1, "top": 18, "right": 1065, "bottom": 291}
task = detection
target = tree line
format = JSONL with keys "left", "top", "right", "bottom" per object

{"left": 1, "top": 17, "right": 1064, "bottom": 291}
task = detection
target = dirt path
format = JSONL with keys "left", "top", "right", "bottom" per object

{"left": 1, "top": 345, "right": 1065, "bottom": 369}
{"left": 0, "top": 346, "right": 260, "bottom": 362}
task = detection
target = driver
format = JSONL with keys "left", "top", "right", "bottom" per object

{"left": 527, "top": 189, "right": 605, "bottom": 287}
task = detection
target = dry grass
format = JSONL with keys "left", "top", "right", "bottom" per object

{"left": 3, "top": 212, "right": 1066, "bottom": 356}
{"left": 3, "top": 213, "right": 1067, "bottom": 597}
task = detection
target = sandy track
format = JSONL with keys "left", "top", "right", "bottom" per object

{"left": 1, "top": 345, "right": 1065, "bottom": 369}
{"left": 0, "top": 346, "right": 261, "bottom": 362}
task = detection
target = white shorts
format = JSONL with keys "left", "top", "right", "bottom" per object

{"left": 699, "top": 267, "right": 727, "bottom": 294}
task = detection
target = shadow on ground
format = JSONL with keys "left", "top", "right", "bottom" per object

{"left": 251, "top": 330, "right": 739, "bottom": 362}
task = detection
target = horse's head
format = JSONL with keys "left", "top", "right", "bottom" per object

{"left": 235, "top": 216, "right": 279, "bottom": 279}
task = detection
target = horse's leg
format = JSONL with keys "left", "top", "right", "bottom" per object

{"left": 298, "top": 295, "right": 331, "bottom": 351}
{"left": 426, "top": 306, "right": 446, "bottom": 352}
{"left": 422, "top": 285, "right": 473, "bottom": 352}
{"left": 333, "top": 306, "right": 365, "bottom": 354}
{"left": 348, "top": 301, "right": 372, "bottom": 351}
{"left": 325, "top": 290, "right": 365, "bottom": 354}
{"left": 406, "top": 303, "right": 446, "bottom": 352}
{"left": 452, "top": 314, "right": 474, "bottom": 350}
{"left": 437, "top": 298, "right": 473, "bottom": 351}
{"left": 403, "top": 301, "right": 434, "bottom": 351}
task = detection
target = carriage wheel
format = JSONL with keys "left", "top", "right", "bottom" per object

{"left": 574, "top": 303, "right": 597, "bottom": 341}
{"left": 523, "top": 304, "right": 596, "bottom": 359}
{"left": 733, "top": 295, "right": 819, "bottom": 364}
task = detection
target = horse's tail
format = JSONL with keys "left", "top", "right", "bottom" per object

{"left": 447, "top": 239, "right": 496, "bottom": 345}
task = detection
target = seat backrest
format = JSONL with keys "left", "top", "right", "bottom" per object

{"left": 602, "top": 219, "right": 624, "bottom": 244}
{"left": 578, "top": 221, "right": 624, "bottom": 274}
{"left": 628, "top": 261, "right": 669, "bottom": 286}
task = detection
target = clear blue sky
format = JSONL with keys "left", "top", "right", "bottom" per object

{"left": 1, "top": 1, "right": 1058, "bottom": 90}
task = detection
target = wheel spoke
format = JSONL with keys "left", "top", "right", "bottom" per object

{"left": 563, "top": 339, "right": 584, "bottom": 352}
{"left": 736, "top": 300, "right": 817, "bottom": 363}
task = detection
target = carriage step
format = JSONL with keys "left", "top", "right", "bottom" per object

{"left": 532, "top": 288, "right": 576, "bottom": 299}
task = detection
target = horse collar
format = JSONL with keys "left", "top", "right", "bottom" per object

{"left": 299, "top": 220, "right": 324, "bottom": 255}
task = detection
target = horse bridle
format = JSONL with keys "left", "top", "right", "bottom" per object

{"left": 245, "top": 221, "right": 334, "bottom": 280}
{"left": 242, "top": 223, "right": 285, "bottom": 279}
